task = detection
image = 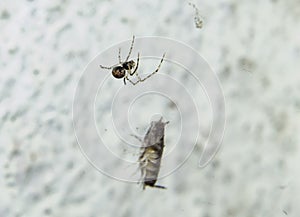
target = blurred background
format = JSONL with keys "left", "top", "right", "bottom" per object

{"left": 1, "top": 0, "right": 300, "bottom": 216}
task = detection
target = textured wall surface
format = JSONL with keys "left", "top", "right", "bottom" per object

{"left": 1, "top": 0, "right": 300, "bottom": 217}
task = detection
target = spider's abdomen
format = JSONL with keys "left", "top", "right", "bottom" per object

{"left": 112, "top": 66, "right": 126, "bottom": 79}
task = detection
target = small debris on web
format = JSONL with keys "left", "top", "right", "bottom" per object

{"left": 188, "top": 2, "right": 204, "bottom": 29}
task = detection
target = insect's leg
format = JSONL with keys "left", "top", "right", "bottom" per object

{"left": 123, "top": 77, "right": 127, "bottom": 85}
{"left": 139, "top": 165, "right": 146, "bottom": 179}
{"left": 139, "top": 53, "right": 166, "bottom": 82}
{"left": 130, "top": 134, "right": 143, "bottom": 142}
{"left": 137, "top": 162, "right": 146, "bottom": 188}
{"left": 125, "top": 35, "right": 135, "bottom": 62}
{"left": 130, "top": 165, "right": 141, "bottom": 178}
{"left": 118, "top": 48, "right": 122, "bottom": 64}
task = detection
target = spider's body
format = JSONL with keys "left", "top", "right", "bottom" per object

{"left": 112, "top": 66, "right": 126, "bottom": 79}
{"left": 122, "top": 60, "right": 135, "bottom": 71}
{"left": 100, "top": 36, "right": 165, "bottom": 85}
{"left": 111, "top": 60, "right": 136, "bottom": 79}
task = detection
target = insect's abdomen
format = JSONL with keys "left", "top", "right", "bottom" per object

{"left": 139, "top": 118, "right": 168, "bottom": 190}
{"left": 140, "top": 143, "right": 164, "bottom": 189}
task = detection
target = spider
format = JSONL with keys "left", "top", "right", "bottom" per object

{"left": 99, "top": 36, "right": 166, "bottom": 85}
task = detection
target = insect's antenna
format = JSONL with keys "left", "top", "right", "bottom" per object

{"left": 125, "top": 35, "right": 135, "bottom": 62}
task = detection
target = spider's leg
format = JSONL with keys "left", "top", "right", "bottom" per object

{"left": 130, "top": 52, "right": 140, "bottom": 76}
{"left": 118, "top": 48, "right": 122, "bottom": 64}
{"left": 123, "top": 53, "right": 141, "bottom": 86}
{"left": 125, "top": 75, "right": 140, "bottom": 85}
{"left": 123, "top": 77, "right": 127, "bottom": 85}
{"left": 99, "top": 64, "right": 114, "bottom": 70}
{"left": 139, "top": 53, "right": 166, "bottom": 82}
{"left": 125, "top": 35, "right": 135, "bottom": 62}
{"left": 124, "top": 74, "right": 138, "bottom": 85}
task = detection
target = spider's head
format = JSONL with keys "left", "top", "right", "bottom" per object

{"left": 122, "top": 60, "right": 135, "bottom": 70}
{"left": 112, "top": 66, "right": 126, "bottom": 79}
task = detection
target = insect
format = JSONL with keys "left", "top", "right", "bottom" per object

{"left": 99, "top": 36, "right": 166, "bottom": 85}
{"left": 134, "top": 117, "right": 169, "bottom": 190}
